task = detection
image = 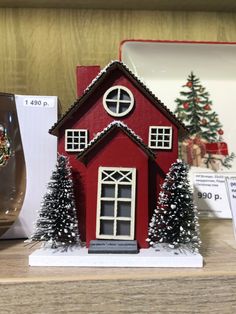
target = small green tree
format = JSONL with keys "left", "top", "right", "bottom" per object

{"left": 31, "top": 154, "right": 80, "bottom": 248}
{"left": 147, "top": 160, "right": 200, "bottom": 252}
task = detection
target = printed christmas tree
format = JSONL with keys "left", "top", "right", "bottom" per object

{"left": 175, "top": 72, "right": 223, "bottom": 142}
{"left": 174, "top": 72, "right": 234, "bottom": 170}
{"left": 31, "top": 154, "right": 80, "bottom": 248}
{"left": 147, "top": 160, "right": 201, "bottom": 252}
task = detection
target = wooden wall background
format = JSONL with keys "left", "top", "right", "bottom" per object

{"left": 0, "top": 8, "right": 236, "bottom": 111}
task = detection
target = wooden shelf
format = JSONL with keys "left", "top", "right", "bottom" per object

{"left": 0, "top": 8, "right": 235, "bottom": 110}
{"left": 0, "top": 0, "right": 235, "bottom": 12}
{"left": 0, "top": 220, "right": 236, "bottom": 312}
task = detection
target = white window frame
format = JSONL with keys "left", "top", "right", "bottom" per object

{"left": 103, "top": 85, "right": 134, "bottom": 117}
{"left": 65, "top": 129, "right": 88, "bottom": 152}
{"left": 148, "top": 126, "right": 172, "bottom": 149}
{"left": 96, "top": 167, "right": 136, "bottom": 240}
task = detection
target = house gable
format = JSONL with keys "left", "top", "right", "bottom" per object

{"left": 77, "top": 121, "right": 156, "bottom": 164}
{"left": 49, "top": 61, "right": 188, "bottom": 137}
{"left": 55, "top": 64, "right": 182, "bottom": 173}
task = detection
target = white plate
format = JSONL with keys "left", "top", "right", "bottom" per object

{"left": 121, "top": 40, "right": 236, "bottom": 170}
{"left": 120, "top": 40, "right": 236, "bottom": 218}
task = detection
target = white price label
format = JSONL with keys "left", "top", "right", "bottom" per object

{"left": 226, "top": 177, "right": 236, "bottom": 238}
{"left": 193, "top": 173, "right": 232, "bottom": 218}
{"left": 24, "top": 97, "right": 55, "bottom": 108}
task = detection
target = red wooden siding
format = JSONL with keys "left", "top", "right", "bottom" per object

{"left": 56, "top": 65, "right": 180, "bottom": 248}
{"left": 83, "top": 129, "right": 150, "bottom": 248}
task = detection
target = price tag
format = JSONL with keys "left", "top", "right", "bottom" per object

{"left": 226, "top": 177, "right": 236, "bottom": 238}
{"left": 23, "top": 97, "right": 55, "bottom": 108}
{"left": 193, "top": 173, "right": 233, "bottom": 218}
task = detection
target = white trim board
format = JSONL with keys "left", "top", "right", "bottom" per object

{"left": 29, "top": 245, "right": 203, "bottom": 268}
{"left": 96, "top": 167, "right": 136, "bottom": 240}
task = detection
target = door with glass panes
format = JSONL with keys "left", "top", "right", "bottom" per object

{"left": 96, "top": 167, "right": 136, "bottom": 240}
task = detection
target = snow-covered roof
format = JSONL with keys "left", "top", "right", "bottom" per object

{"left": 49, "top": 60, "right": 188, "bottom": 135}
{"left": 77, "top": 121, "right": 156, "bottom": 161}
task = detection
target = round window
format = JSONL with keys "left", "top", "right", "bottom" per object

{"left": 103, "top": 86, "right": 134, "bottom": 117}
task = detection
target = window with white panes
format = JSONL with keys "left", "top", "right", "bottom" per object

{"left": 149, "top": 126, "right": 172, "bottom": 149}
{"left": 103, "top": 85, "right": 134, "bottom": 117}
{"left": 96, "top": 167, "right": 136, "bottom": 240}
{"left": 65, "top": 129, "right": 88, "bottom": 152}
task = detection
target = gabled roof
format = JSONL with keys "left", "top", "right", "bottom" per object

{"left": 49, "top": 60, "right": 188, "bottom": 136}
{"left": 77, "top": 121, "right": 156, "bottom": 161}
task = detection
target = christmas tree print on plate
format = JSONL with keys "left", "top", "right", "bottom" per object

{"left": 121, "top": 40, "right": 236, "bottom": 172}
{"left": 175, "top": 72, "right": 235, "bottom": 171}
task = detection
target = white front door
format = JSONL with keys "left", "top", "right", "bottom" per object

{"left": 96, "top": 167, "right": 136, "bottom": 240}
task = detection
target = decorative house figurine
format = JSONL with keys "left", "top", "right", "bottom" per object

{"left": 29, "top": 61, "right": 202, "bottom": 267}
{"left": 49, "top": 61, "right": 188, "bottom": 250}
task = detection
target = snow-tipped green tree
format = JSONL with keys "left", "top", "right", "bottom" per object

{"left": 147, "top": 160, "right": 200, "bottom": 252}
{"left": 31, "top": 154, "right": 80, "bottom": 248}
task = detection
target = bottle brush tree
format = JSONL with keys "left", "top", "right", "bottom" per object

{"left": 30, "top": 154, "right": 80, "bottom": 249}
{"left": 147, "top": 159, "right": 201, "bottom": 252}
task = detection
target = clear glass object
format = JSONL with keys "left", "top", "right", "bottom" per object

{"left": 0, "top": 93, "right": 26, "bottom": 237}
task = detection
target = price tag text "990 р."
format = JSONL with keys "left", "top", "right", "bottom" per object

{"left": 197, "top": 192, "right": 221, "bottom": 201}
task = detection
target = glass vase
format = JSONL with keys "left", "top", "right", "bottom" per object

{"left": 0, "top": 93, "right": 26, "bottom": 237}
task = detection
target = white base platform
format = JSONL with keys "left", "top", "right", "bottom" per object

{"left": 29, "top": 244, "right": 203, "bottom": 268}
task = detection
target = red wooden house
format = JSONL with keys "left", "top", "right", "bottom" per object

{"left": 49, "top": 61, "right": 188, "bottom": 249}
